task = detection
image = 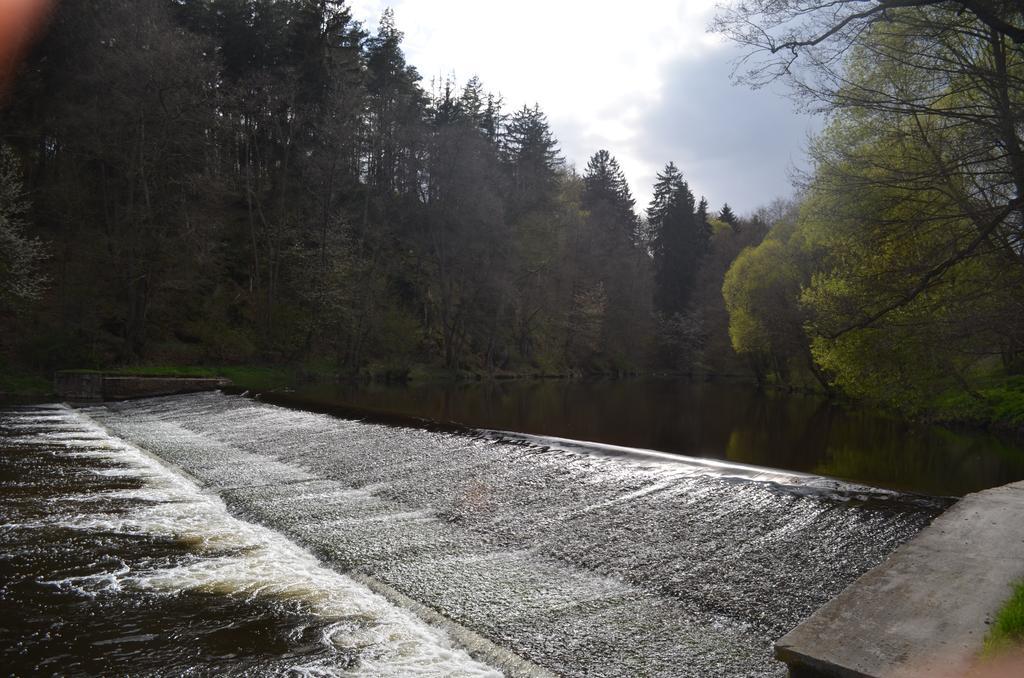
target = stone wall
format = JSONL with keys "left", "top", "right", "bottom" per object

{"left": 55, "top": 373, "right": 230, "bottom": 401}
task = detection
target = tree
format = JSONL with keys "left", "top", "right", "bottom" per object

{"left": 722, "top": 200, "right": 825, "bottom": 387}
{"left": 499, "top": 105, "right": 567, "bottom": 365}
{"left": 581, "top": 150, "right": 638, "bottom": 242}
{"left": 716, "top": 0, "right": 1024, "bottom": 405}
{"left": 716, "top": 1, "right": 1023, "bottom": 333}
{"left": 798, "top": 118, "right": 1024, "bottom": 406}
{"left": 0, "top": 146, "right": 47, "bottom": 311}
{"left": 10, "top": 0, "right": 222, "bottom": 359}
{"left": 364, "top": 9, "right": 426, "bottom": 199}
{"left": 2, "top": 1, "right": 673, "bottom": 378}
{"left": 574, "top": 150, "right": 653, "bottom": 369}
{"left": 719, "top": 203, "right": 737, "bottom": 227}
{"left": 420, "top": 78, "right": 508, "bottom": 369}
{"left": 502, "top": 104, "right": 562, "bottom": 216}
{"left": 648, "top": 163, "right": 710, "bottom": 317}
{"left": 689, "top": 213, "right": 769, "bottom": 376}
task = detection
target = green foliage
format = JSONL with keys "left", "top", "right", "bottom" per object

{"left": 0, "top": 371, "right": 52, "bottom": 397}
{"left": 722, "top": 201, "right": 822, "bottom": 386}
{"left": 930, "top": 377, "right": 1024, "bottom": 428}
{"left": 0, "top": 2, "right": 674, "bottom": 380}
{"left": 984, "top": 580, "right": 1024, "bottom": 656}
{"left": 31, "top": 0, "right": 1021, "bottom": 403}
{"left": 718, "top": 203, "right": 737, "bottom": 227}
{"left": 724, "top": 240, "right": 794, "bottom": 355}
{"left": 687, "top": 215, "right": 769, "bottom": 376}
{"left": 103, "top": 365, "right": 293, "bottom": 391}
{"left": 715, "top": 0, "right": 1024, "bottom": 420}
{"left": 798, "top": 106, "right": 1024, "bottom": 412}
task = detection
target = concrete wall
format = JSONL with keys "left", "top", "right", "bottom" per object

{"left": 55, "top": 373, "right": 230, "bottom": 401}
{"left": 776, "top": 480, "right": 1024, "bottom": 677}
{"left": 54, "top": 372, "right": 104, "bottom": 401}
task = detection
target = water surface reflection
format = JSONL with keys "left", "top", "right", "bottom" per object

{"left": 291, "top": 379, "right": 1024, "bottom": 496}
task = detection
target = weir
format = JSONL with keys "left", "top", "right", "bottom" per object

{"left": 55, "top": 390, "right": 944, "bottom": 676}
{"left": 2, "top": 392, "right": 963, "bottom": 675}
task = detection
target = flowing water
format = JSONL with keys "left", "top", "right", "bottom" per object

{"left": 1, "top": 392, "right": 950, "bottom": 676}
{"left": 291, "top": 379, "right": 1024, "bottom": 497}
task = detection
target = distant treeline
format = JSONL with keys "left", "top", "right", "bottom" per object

{"left": 2, "top": 0, "right": 1023, "bottom": 425}
{"left": 0, "top": 0, "right": 765, "bottom": 379}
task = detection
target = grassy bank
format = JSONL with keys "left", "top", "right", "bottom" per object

{"left": 7, "top": 361, "right": 1024, "bottom": 432}
{"left": 3, "top": 362, "right": 585, "bottom": 400}
{"left": 984, "top": 580, "right": 1024, "bottom": 655}
{"left": 0, "top": 365, "right": 298, "bottom": 399}
{"left": 0, "top": 371, "right": 54, "bottom": 398}
{"left": 106, "top": 363, "right": 574, "bottom": 387}
{"left": 930, "top": 376, "right": 1024, "bottom": 431}
{"left": 100, "top": 365, "right": 296, "bottom": 392}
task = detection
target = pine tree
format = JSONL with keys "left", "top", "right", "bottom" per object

{"left": 719, "top": 202, "right": 737, "bottom": 228}
{"left": 582, "top": 149, "right": 638, "bottom": 245}
{"left": 502, "top": 104, "right": 562, "bottom": 215}
{"left": 696, "top": 196, "right": 712, "bottom": 249}
{"left": 365, "top": 9, "right": 425, "bottom": 197}
{"left": 647, "top": 163, "right": 709, "bottom": 317}
{"left": 647, "top": 162, "right": 687, "bottom": 227}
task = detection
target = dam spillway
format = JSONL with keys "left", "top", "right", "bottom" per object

{"left": 1, "top": 392, "right": 947, "bottom": 676}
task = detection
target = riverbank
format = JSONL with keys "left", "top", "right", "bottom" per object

{"left": 929, "top": 376, "right": 1024, "bottom": 433}
{"left": 0, "top": 365, "right": 294, "bottom": 402}
{"left": 985, "top": 579, "right": 1024, "bottom": 655}
{"left": 776, "top": 479, "right": 1024, "bottom": 677}
{"left": 4, "top": 362, "right": 1024, "bottom": 433}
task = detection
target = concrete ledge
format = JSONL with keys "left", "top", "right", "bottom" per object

{"left": 55, "top": 372, "right": 230, "bottom": 401}
{"left": 776, "top": 482, "right": 1024, "bottom": 677}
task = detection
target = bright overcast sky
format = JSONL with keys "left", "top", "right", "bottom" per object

{"left": 347, "top": 0, "right": 821, "bottom": 215}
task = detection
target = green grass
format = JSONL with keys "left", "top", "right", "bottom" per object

{"left": 73, "top": 364, "right": 295, "bottom": 392}
{"left": 0, "top": 372, "right": 54, "bottom": 397}
{"left": 931, "top": 375, "right": 1024, "bottom": 428}
{"left": 984, "top": 580, "right": 1024, "bottom": 656}
{"left": 99, "top": 366, "right": 220, "bottom": 378}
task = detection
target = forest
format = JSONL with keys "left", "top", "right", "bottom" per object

{"left": 1, "top": 0, "right": 1022, "bottom": 426}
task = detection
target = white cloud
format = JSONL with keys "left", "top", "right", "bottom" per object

{"left": 347, "top": 0, "right": 814, "bottom": 213}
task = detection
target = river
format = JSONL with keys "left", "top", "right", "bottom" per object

{"left": 0, "top": 388, "right": 969, "bottom": 676}
{"left": 288, "top": 378, "right": 1024, "bottom": 497}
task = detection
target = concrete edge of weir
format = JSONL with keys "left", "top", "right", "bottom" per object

{"left": 775, "top": 480, "right": 1024, "bottom": 678}
{"left": 349, "top": 572, "right": 558, "bottom": 678}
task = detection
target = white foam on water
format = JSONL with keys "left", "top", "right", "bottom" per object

{"left": 3, "top": 434, "right": 120, "bottom": 449}
{"left": 39, "top": 430, "right": 110, "bottom": 440}
{"left": 30, "top": 406, "right": 504, "bottom": 678}
{"left": 3, "top": 410, "right": 74, "bottom": 423}
{"left": 2, "top": 421, "right": 90, "bottom": 430}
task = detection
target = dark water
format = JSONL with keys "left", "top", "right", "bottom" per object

{"left": 287, "top": 379, "right": 1024, "bottom": 497}
{"left": 0, "top": 392, "right": 952, "bottom": 677}
{"left": 0, "top": 404, "right": 501, "bottom": 677}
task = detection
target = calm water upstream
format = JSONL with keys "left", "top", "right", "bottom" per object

{"left": 2, "top": 392, "right": 953, "bottom": 676}
{"left": 288, "top": 379, "right": 1024, "bottom": 497}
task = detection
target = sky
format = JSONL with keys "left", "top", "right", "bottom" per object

{"left": 347, "top": 0, "right": 822, "bottom": 216}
